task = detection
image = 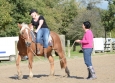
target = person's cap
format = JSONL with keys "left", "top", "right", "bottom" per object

{"left": 29, "top": 9, "right": 38, "bottom": 15}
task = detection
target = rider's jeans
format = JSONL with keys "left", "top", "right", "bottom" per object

{"left": 36, "top": 28, "right": 50, "bottom": 48}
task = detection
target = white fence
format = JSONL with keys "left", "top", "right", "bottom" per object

{"left": 93, "top": 38, "right": 115, "bottom": 52}
{"left": 0, "top": 36, "right": 18, "bottom": 61}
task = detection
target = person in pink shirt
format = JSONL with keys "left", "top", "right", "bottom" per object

{"left": 75, "top": 21, "right": 96, "bottom": 80}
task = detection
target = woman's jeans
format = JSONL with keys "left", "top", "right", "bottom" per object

{"left": 82, "top": 48, "right": 93, "bottom": 67}
{"left": 36, "top": 28, "right": 50, "bottom": 48}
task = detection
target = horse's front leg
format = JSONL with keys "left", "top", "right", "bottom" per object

{"left": 28, "top": 52, "right": 33, "bottom": 78}
{"left": 48, "top": 54, "right": 55, "bottom": 76}
{"left": 16, "top": 54, "right": 23, "bottom": 80}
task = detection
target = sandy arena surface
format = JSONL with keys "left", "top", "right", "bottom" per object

{"left": 0, "top": 54, "right": 115, "bottom": 83}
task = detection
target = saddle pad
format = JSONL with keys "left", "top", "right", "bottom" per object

{"left": 48, "top": 35, "right": 53, "bottom": 46}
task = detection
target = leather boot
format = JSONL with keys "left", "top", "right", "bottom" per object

{"left": 87, "top": 66, "right": 97, "bottom": 80}
{"left": 44, "top": 48, "right": 47, "bottom": 58}
{"left": 86, "top": 68, "right": 91, "bottom": 79}
{"left": 37, "top": 43, "right": 41, "bottom": 54}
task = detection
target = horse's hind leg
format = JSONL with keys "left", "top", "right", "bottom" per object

{"left": 56, "top": 51, "right": 70, "bottom": 77}
{"left": 47, "top": 54, "right": 55, "bottom": 76}
{"left": 16, "top": 54, "right": 23, "bottom": 80}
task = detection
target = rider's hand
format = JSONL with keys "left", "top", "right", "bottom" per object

{"left": 75, "top": 40, "right": 81, "bottom": 43}
{"left": 35, "top": 30, "right": 38, "bottom": 33}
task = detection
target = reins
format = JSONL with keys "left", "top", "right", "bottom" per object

{"left": 70, "top": 41, "right": 76, "bottom": 51}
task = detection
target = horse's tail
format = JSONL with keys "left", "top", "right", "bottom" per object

{"left": 55, "top": 51, "right": 59, "bottom": 56}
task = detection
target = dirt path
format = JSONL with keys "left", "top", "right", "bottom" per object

{"left": 0, "top": 54, "right": 115, "bottom": 83}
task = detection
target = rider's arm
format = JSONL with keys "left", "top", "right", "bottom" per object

{"left": 29, "top": 24, "right": 34, "bottom": 31}
{"left": 35, "top": 19, "right": 43, "bottom": 32}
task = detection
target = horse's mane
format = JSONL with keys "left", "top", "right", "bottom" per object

{"left": 20, "top": 23, "right": 29, "bottom": 34}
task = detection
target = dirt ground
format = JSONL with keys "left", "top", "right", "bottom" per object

{"left": 0, "top": 54, "right": 115, "bottom": 83}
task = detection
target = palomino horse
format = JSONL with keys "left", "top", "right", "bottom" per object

{"left": 16, "top": 23, "right": 70, "bottom": 79}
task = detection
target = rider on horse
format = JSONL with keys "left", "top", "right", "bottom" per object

{"left": 29, "top": 9, "right": 50, "bottom": 58}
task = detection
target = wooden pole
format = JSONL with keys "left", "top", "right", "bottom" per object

{"left": 92, "top": 42, "right": 95, "bottom": 55}
{"left": 59, "top": 35, "right": 65, "bottom": 52}
{"left": 110, "top": 39, "right": 113, "bottom": 52}
{"left": 67, "top": 40, "right": 70, "bottom": 57}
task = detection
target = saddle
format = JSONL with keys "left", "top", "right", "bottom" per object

{"left": 30, "top": 30, "right": 53, "bottom": 46}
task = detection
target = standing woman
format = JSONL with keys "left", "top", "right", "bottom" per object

{"left": 29, "top": 9, "right": 50, "bottom": 58}
{"left": 75, "top": 21, "right": 96, "bottom": 79}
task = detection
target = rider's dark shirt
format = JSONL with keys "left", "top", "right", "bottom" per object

{"left": 31, "top": 15, "right": 49, "bottom": 29}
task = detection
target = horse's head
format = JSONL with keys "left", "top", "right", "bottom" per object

{"left": 18, "top": 23, "right": 33, "bottom": 47}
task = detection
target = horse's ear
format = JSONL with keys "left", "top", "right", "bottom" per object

{"left": 28, "top": 23, "right": 32, "bottom": 28}
{"left": 18, "top": 23, "right": 22, "bottom": 29}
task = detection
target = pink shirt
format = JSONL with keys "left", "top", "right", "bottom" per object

{"left": 80, "top": 30, "right": 93, "bottom": 48}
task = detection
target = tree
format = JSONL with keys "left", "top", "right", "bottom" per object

{"left": 66, "top": 0, "right": 104, "bottom": 42}
{"left": 0, "top": 0, "right": 104, "bottom": 41}
{"left": 78, "top": 0, "right": 101, "bottom": 10}
{"left": 67, "top": 8, "right": 104, "bottom": 41}
{"left": 101, "top": 0, "right": 115, "bottom": 39}
{"left": 102, "top": 0, "right": 115, "bottom": 32}
{"left": 58, "top": 0, "right": 78, "bottom": 35}
{"left": 0, "top": 0, "right": 13, "bottom": 36}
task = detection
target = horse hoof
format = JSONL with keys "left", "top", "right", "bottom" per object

{"left": 18, "top": 75, "right": 23, "bottom": 80}
{"left": 49, "top": 74, "right": 54, "bottom": 77}
{"left": 67, "top": 74, "right": 70, "bottom": 77}
{"left": 64, "top": 73, "right": 70, "bottom": 77}
{"left": 61, "top": 74, "right": 70, "bottom": 78}
{"left": 61, "top": 75, "right": 67, "bottom": 78}
{"left": 27, "top": 76, "right": 33, "bottom": 80}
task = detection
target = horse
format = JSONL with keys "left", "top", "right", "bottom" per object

{"left": 16, "top": 23, "right": 70, "bottom": 79}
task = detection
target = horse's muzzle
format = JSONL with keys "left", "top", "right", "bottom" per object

{"left": 25, "top": 41, "right": 31, "bottom": 47}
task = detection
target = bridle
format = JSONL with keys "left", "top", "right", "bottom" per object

{"left": 20, "top": 27, "right": 33, "bottom": 47}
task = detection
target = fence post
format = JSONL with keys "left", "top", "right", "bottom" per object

{"left": 67, "top": 40, "right": 70, "bottom": 57}
{"left": 110, "top": 39, "right": 113, "bottom": 52}
{"left": 59, "top": 35, "right": 65, "bottom": 52}
{"left": 15, "top": 41, "right": 18, "bottom": 60}
{"left": 93, "top": 42, "right": 95, "bottom": 55}
{"left": 92, "top": 48, "right": 95, "bottom": 55}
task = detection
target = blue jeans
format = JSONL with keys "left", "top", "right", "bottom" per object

{"left": 82, "top": 48, "right": 93, "bottom": 67}
{"left": 36, "top": 28, "right": 50, "bottom": 48}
